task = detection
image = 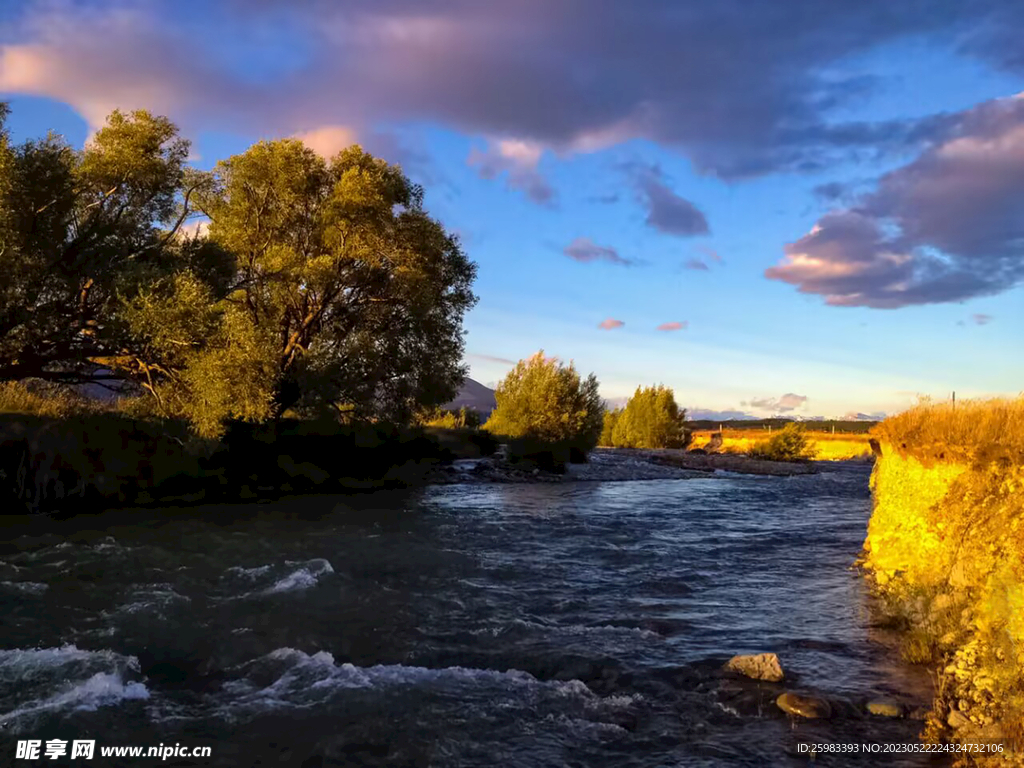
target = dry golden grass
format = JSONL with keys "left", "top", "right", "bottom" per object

{"left": 690, "top": 429, "right": 872, "bottom": 460}
{"left": 0, "top": 380, "right": 109, "bottom": 418}
{"left": 872, "top": 395, "right": 1024, "bottom": 466}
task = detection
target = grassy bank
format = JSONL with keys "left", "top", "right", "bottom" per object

{"left": 862, "top": 397, "right": 1024, "bottom": 761}
{"left": 689, "top": 429, "right": 873, "bottom": 460}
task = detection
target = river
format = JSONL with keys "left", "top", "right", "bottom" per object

{"left": 1, "top": 463, "right": 948, "bottom": 766}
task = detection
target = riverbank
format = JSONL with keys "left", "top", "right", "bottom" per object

{"left": 690, "top": 429, "right": 874, "bottom": 460}
{"left": 1, "top": 413, "right": 840, "bottom": 514}
{"left": 426, "top": 447, "right": 824, "bottom": 485}
{"left": 862, "top": 397, "right": 1023, "bottom": 763}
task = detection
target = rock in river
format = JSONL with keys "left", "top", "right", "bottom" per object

{"left": 866, "top": 698, "right": 904, "bottom": 717}
{"left": 776, "top": 692, "right": 832, "bottom": 719}
{"left": 724, "top": 653, "right": 784, "bottom": 682}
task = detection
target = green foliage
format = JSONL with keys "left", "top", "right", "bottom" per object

{"left": 483, "top": 351, "right": 603, "bottom": 456}
{"left": 419, "top": 406, "right": 482, "bottom": 429}
{"left": 0, "top": 107, "right": 193, "bottom": 386}
{"left": 189, "top": 140, "right": 477, "bottom": 428}
{"left": 608, "top": 385, "right": 689, "bottom": 449}
{"left": 748, "top": 423, "right": 814, "bottom": 461}
{"left": 0, "top": 104, "right": 477, "bottom": 438}
{"left": 600, "top": 408, "right": 620, "bottom": 446}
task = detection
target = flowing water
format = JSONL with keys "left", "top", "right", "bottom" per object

{"left": 1, "top": 464, "right": 947, "bottom": 766}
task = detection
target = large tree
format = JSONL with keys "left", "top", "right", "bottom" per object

{"left": 0, "top": 106, "right": 476, "bottom": 436}
{"left": 0, "top": 107, "right": 206, "bottom": 387}
{"left": 175, "top": 139, "right": 477, "bottom": 428}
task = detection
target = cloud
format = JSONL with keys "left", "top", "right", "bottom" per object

{"left": 563, "top": 237, "right": 632, "bottom": 266}
{"left": 766, "top": 95, "right": 1024, "bottom": 308}
{"left": 177, "top": 218, "right": 210, "bottom": 238}
{"left": 292, "top": 125, "right": 359, "bottom": 157}
{"left": 598, "top": 317, "right": 625, "bottom": 330}
{"left": 467, "top": 139, "right": 555, "bottom": 204}
{"left": 656, "top": 321, "right": 688, "bottom": 331}
{"left": 630, "top": 164, "right": 709, "bottom": 236}
{"left": 683, "top": 258, "right": 710, "bottom": 271}
{"left": 9, "top": 2, "right": 1015, "bottom": 179}
{"left": 972, "top": 313, "right": 994, "bottom": 325}
{"left": 843, "top": 411, "right": 887, "bottom": 421}
{"left": 687, "top": 408, "right": 756, "bottom": 421}
{"left": 468, "top": 352, "right": 516, "bottom": 365}
{"left": 745, "top": 393, "right": 808, "bottom": 412}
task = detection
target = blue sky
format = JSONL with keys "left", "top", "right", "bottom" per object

{"left": 2, "top": 1, "right": 1022, "bottom": 418}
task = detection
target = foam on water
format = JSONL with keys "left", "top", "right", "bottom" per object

{"left": 211, "top": 646, "right": 624, "bottom": 721}
{"left": 0, "top": 646, "right": 148, "bottom": 731}
{"left": 264, "top": 559, "right": 334, "bottom": 594}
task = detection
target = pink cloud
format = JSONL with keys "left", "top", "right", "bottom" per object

{"left": 767, "top": 96, "right": 1024, "bottom": 308}
{"left": 292, "top": 125, "right": 359, "bottom": 158}
{"left": 467, "top": 139, "right": 554, "bottom": 205}
{"left": 657, "top": 321, "right": 688, "bottom": 331}
{"left": 598, "top": 318, "right": 625, "bottom": 330}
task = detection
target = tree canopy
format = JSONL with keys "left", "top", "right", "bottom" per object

{"left": 608, "top": 385, "right": 689, "bottom": 449}
{"left": 0, "top": 105, "right": 476, "bottom": 436}
{"left": 483, "top": 351, "right": 603, "bottom": 452}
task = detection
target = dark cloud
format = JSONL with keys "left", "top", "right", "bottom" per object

{"left": 598, "top": 317, "right": 625, "bottom": 330}
{"left": 657, "top": 321, "right": 688, "bottom": 331}
{"left": 813, "top": 181, "right": 849, "bottom": 203}
{"left": 767, "top": 95, "right": 1024, "bottom": 308}
{"left": 745, "top": 393, "right": 808, "bottom": 412}
{"left": 468, "top": 352, "right": 517, "bottom": 365}
{"left": 630, "top": 165, "right": 709, "bottom": 236}
{"left": 683, "top": 258, "right": 710, "bottom": 271}
{"left": 7, "top": 1, "right": 1019, "bottom": 179}
{"left": 563, "top": 237, "right": 632, "bottom": 266}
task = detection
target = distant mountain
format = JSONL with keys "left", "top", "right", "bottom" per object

{"left": 445, "top": 378, "right": 497, "bottom": 416}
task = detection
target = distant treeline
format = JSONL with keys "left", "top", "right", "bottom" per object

{"left": 686, "top": 419, "right": 877, "bottom": 433}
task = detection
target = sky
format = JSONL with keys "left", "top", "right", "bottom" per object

{"left": 1, "top": 0, "right": 1022, "bottom": 419}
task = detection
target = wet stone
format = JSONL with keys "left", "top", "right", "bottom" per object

{"left": 776, "top": 692, "right": 832, "bottom": 719}
{"left": 866, "top": 698, "right": 904, "bottom": 717}
{"left": 724, "top": 653, "right": 784, "bottom": 682}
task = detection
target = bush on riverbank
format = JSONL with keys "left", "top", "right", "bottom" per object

{"left": 604, "top": 385, "right": 690, "bottom": 449}
{"left": 747, "top": 423, "right": 814, "bottom": 462}
{"left": 864, "top": 396, "right": 1024, "bottom": 758}
{"left": 483, "top": 352, "right": 603, "bottom": 465}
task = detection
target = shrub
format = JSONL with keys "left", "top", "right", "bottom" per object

{"left": 418, "top": 406, "right": 483, "bottom": 429}
{"left": 483, "top": 351, "right": 603, "bottom": 459}
{"left": 609, "top": 385, "right": 690, "bottom": 449}
{"left": 747, "top": 423, "right": 814, "bottom": 461}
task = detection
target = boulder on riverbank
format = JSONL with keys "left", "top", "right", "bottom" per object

{"left": 724, "top": 653, "right": 785, "bottom": 682}
{"left": 777, "top": 692, "right": 832, "bottom": 719}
